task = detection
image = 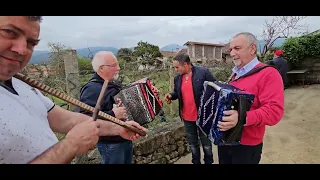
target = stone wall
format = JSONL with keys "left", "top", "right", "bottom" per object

{"left": 298, "top": 58, "right": 320, "bottom": 84}
{"left": 133, "top": 120, "right": 190, "bottom": 164}
{"left": 72, "top": 120, "right": 190, "bottom": 164}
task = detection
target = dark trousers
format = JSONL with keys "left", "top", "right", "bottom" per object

{"left": 183, "top": 120, "right": 214, "bottom": 164}
{"left": 218, "top": 143, "right": 263, "bottom": 164}
{"left": 96, "top": 141, "right": 133, "bottom": 164}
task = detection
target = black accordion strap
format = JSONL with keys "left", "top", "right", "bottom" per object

{"left": 227, "top": 72, "right": 235, "bottom": 83}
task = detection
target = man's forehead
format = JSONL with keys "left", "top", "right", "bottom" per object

{"left": 0, "top": 16, "right": 40, "bottom": 38}
{"left": 103, "top": 58, "right": 117, "bottom": 66}
{"left": 230, "top": 35, "right": 247, "bottom": 47}
{"left": 172, "top": 60, "right": 179, "bottom": 65}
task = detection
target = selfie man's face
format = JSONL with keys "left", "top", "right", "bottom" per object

{"left": 0, "top": 16, "right": 40, "bottom": 81}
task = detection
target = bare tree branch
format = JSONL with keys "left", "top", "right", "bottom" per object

{"left": 261, "top": 16, "right": 307, "bottom": 56}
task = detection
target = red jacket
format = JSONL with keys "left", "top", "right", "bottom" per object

{"left": 229, "top": 62, "right": 285, "bottom": 145}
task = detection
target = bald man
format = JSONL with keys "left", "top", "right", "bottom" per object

{"left": 79, "top": 51, "right": 132, "bottom": 164}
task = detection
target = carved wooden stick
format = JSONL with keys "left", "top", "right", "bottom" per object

{"left": 13, "top": 73, "right": 146, "bottom": 136}
{"left": 92, "top": 80, "right": 108, "bottom": 121}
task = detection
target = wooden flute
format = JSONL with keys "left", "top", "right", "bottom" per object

{"left": 13, "top": 73, "right": 147, "bottom": 136}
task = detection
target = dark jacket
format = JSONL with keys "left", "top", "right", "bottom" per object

{"left": 170, "top": 65, "right": 216, "bottom": 120}
{"left": 272, "top": 57, "right": 289, "bottom": 76}
{"left": 79, "top": 73, "right": 129, "bottom": 144}
{"left": 270, "top": 57, "right": 289, "bottom": 87}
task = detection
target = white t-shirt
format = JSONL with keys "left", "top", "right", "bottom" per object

{"left": 0, "top": 78, "right": 59, "bottom": 164}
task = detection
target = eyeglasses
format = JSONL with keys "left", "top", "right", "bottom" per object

{"left": 100, "top": 63, "right": 119, "bottom": 68}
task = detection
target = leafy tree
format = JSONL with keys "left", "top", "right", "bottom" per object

{"left": 117, "top": 48, "right": 134, "bottom": 62}
{"left": 133, "top": 41, "right": 163, "bottom": 65}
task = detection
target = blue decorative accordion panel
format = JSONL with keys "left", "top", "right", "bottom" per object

{"left": 197, "top": 81, "right": 255, "bottom": 146}
{"left": 196, "top": 81, "right": 220, "bottom": 137}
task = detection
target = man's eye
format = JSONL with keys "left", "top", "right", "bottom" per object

{"left": 28, "top": 41, "right": 37, "bottom": 47}
{"left": 0, "top": 29, "right": 16, "bottom": 38}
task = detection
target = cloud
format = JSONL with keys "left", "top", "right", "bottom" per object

{"left": 35, "top": 16, "right": 320, "bottom": 51}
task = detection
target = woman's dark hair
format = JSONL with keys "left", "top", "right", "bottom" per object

{"left": 173, "top": 53, "right": 191, "bottom": 65}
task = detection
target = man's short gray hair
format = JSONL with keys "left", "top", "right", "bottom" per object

{"left": 233, "top": 32, "right": 258, "bottom": 48}
{"left": 91, "top": 51, "right": 117, "bottom": 72}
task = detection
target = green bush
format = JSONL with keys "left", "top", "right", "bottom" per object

{"left": 210, "top": 63, "right": 233, "bottom": 82}
{"left": 77, "top": 56, "right": 93, "bottom": 75}
{"left": 282, "top": 34, "right": 320, "bottom": 68}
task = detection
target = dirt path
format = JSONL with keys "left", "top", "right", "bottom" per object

{"left": 175, "top": 84, "right": 320, "bottom": 164}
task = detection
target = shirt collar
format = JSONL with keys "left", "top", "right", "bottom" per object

{"left": 232, "top": 57, "right": 260, "bottom": 78}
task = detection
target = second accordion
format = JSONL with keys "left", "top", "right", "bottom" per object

{"left": 114, "top": 77, "right": 163, "bottom": 125}
{"left": 196, "top": 81, "right": 255, "bottom": 146}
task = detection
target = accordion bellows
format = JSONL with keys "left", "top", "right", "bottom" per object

{"left": 114, "top": 78, "right": 163, "bottom": 125}
{"left": 197, "top": 81, "right": 255, "bottom": 146}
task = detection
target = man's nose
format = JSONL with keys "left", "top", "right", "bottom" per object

{"left": 230, "top": 49, "right": 236, "bottom": 57}
{"left": 11, "top": 39, "right": 28, "bottom": 56}
{"left": 116, "top": 65, "right": 120, "bottom": 71}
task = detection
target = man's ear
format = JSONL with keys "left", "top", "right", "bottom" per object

{"left": 99, "top": 66, "right": 105, "bottom": 72}
{"left": 250, "top": 44, "right": 257, "bottom": 55}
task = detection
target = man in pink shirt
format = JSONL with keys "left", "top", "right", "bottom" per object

{"left": 217, "top": 32, "right": 285, "bottom": 164}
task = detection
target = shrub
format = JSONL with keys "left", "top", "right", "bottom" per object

{"left": 282, "top": 34, "right": 320, "bottom": 68}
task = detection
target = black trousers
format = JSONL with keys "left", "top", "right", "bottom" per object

{"left": 218, "top": 143, "right": 263, "bottom": 164}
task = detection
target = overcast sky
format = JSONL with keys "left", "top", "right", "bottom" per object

{"left": 35, "top": 16, "right": 320, "bottom": 51}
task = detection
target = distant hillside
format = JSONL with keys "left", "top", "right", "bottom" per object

{"left": 30, "top": 44, "right": 183, "bottom": 64}
{"left": 30, "top": 46, "right": 119, "bottom": 64}
{"left": 159, "top": 40, "right": 285, "bottom": 53}
{"left": 160, "top": 44, "right": 186, "bottom": 52}
{"left": 257, "top": 39, "right": 286, "bottom": 52}
{"left": 30, "top": 40, "right": 286, "bottom": 64}
{"left": 76, "top": 46, "right": 118, "bottom": 58}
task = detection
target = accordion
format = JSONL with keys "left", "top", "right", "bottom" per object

{"left": 114, "top": 78, "right": 163, "bottom": 125}
{"left": 196, "top": 81, "right": 255, "bottom": 146}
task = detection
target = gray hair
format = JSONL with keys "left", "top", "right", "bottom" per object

{"left": 91, "top": 51, "right": 117, "bottom": 72}
{"left": 233, "top": 32, "right": 258, "bottom": 49}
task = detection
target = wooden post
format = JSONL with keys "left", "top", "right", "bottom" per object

{"left": 63, "top": 49, "right": 80, "bottom": 111}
